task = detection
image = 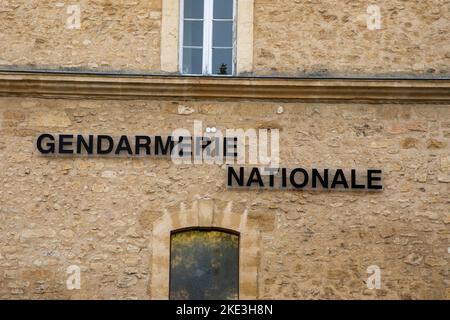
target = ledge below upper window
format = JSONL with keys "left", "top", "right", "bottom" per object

{"left": 0, "top": 71, "right": 449, "bottom": 103}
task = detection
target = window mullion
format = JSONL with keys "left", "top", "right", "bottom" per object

{"left": 203, "top": 0, "right": 213, "bottom": 75}
{"left": 209, "top": 0, "right": 214, "bottom": 74}
{"left": 232, "top": 0, "right": 237, "bottom": 76}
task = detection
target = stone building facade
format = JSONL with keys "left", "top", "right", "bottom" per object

{"left": 0, "top": 0, "right": 449, "bottom": 299}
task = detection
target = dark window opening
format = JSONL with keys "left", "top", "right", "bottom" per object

{"left": 169, "top": 229, "right": 239, "bottom": 300}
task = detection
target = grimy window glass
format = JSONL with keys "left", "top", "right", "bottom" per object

{"left": 182, "top": 0, "right": 204, "bottom": 74}
{"left": 211, "top": 0, "right": 233, "bottom": 75}
{"left": 169, "top": 229, "right": 239, "bottom": 300}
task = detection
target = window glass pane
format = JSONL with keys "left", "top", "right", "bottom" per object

{"left": 184, "top": 0, "right": 204, "bottom": 19}
{"left": 183, "top": 20, "right": 204, "bottom": 47}
{"left": 213, "top": 0, "right": 233, "bottom": 19}
{"left": 170, "top": 230, "right": 239, "bottom": 300}
{"left": 212, "top": 48, "right": 232, "bottom": 75}
{"left": 183, "top": 48, "right": 203, "bottom": 74}
{"left": 213, "top": 21, "right": 233, "bottom": 47}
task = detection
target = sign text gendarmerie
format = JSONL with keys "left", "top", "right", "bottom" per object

{"left": 35, "top": 133, "right": 383, "bottom": 191}
{"left": 36, "top": 133, "right": 238, "bottom": 157}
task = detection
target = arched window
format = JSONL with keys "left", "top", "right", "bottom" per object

{"left": 169, "top": 228, "right": 239, "bottom": 300}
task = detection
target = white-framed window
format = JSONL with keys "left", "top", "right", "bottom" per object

{"left": 180, "top": 0, "right": 236, "bottom": 76}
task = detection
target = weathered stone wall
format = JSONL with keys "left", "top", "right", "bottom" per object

{"left": 1, "top": 1, "right": 449, "bottom": 76}
{"left": 254, "top": 0, "right": 450, "bottom": 77}
{"left": 0, "top": 97, "right": 448, "bottom": 299}
{"left": 0, "top": 0, "right": 162, "bottom": 71}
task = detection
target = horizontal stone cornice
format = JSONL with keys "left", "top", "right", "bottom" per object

{"left": 0, "top": 71, "right": 449, "bottom": 103}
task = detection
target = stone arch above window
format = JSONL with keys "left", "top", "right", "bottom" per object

{"left": 150, "top": 199, "right": 259, "bottom": 299}
{"left": 160, "top": 0, "right": 254, "bottom": 75}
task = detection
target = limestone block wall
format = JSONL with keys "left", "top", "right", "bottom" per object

{"left": 1, "top": 1, "right": 449, "bottom": 76}
{"left": 0, "top": 0, "right": 162, "bottom": 71}
{"left": 253, "top": 0, "right": 450, "bottom": 77}
{"left": 0, "top": 97, "right": 448, "bottom": 299}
